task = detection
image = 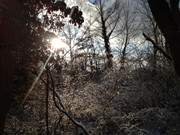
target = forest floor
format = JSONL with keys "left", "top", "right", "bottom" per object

{"left": 4, "top": 67, "right": 180, "bottom": 135}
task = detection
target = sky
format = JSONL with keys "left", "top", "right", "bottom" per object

{"left": 88, "top": 0, "right": 96, "bottom": 4}
{"left": 56, "top": 0, "right": 145, "bottom": 58}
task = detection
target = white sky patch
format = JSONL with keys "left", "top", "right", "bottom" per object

{"left": 40, "top": 0, "right": 146, "bottom": 61}
{"left": 50, "top": 37, "right": 69, "bottom": 50}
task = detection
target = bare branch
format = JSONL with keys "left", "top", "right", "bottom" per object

{"left": 143, "top": 33, "right": 172, "bottom": 61}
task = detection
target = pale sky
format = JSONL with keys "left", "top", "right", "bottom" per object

{"left": 58, "top": 0, "right": 143, "bottom": 56}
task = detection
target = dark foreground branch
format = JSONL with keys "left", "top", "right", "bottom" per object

{"left": 35, "top": 70, "right": 90, "bottom": 135}
{"left": 143, "top": 33, "right": 172, "bottom": 61}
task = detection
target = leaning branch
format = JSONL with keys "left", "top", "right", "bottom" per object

{"left": 143, "top": 33, "right": 172, "bottom": 61}
{"left": 36, "top": 69, "right": 90, "bottom": 135}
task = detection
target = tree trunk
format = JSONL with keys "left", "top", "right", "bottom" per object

{"left": 45, "top": 71, "right": 49, "bottom": 135}
{"left": 100, "top": 8, "right": 113, "bottom": 69}
{"left": 0, "top": 49, "right": 15, "bottom": 133}
{"left": 147, "top": 0, "right": 180, "bottom": 76}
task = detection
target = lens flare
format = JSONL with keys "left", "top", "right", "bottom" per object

{"left": 50, "top": 37, "right": 68, "bottom": 51}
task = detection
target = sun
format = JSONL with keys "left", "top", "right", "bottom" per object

{"left": 50, "top": 37, "right": 68, "bottom": 51}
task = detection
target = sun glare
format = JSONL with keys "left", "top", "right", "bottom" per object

{"left": 50, "top": 37, "right": 68, "bottom": 51}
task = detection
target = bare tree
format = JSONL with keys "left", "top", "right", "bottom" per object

{"left": 118, "top": 0, "right": 138, "bottom": 69}
{"left": 137, "top": 0, "right": 172, "bottom": 72}
{"left": 94, "top": 0, "right": 123, "bottom": 68}
{"left": 145, "top": 0, "right": 180, "bottom": 75}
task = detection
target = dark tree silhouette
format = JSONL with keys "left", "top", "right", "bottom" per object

{"left": 0, "top": 0, "right": 83, "bottom": 133}
{"left": 95, "top": 0, "right": 122, "bottom": 69}
{"left": 147, "top": 0, "right": 180, "bottom": 76}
